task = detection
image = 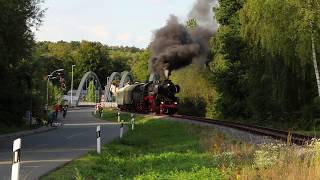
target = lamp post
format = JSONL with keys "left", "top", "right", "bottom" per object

{"left": 94, "top": 79, "right": 97, "bottom": 103}
{"left": 46, "top": 69, "right": 64, "bottom": 109}
{"left": 71, "top": 65, "right": 76, "bottom": 107}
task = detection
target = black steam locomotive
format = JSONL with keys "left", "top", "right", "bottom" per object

{"left": 116, "top": 79, "right": 180, "bottom": 114}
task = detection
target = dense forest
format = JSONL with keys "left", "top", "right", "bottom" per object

{"left": 1, "top": 0, "right": 320, "bottom": 130}
{"left": 174, "top": 0, "right": 320, "bottom": 130}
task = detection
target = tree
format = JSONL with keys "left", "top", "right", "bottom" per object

{"left": 86, "top": 80, "right": 96, "bottom": 102}
{"left": 186, "top": 18, "right": 198, "bottom": 30}
{"left": 0, "top": 0, "right": 44, "bottom": 125}
{"left": 239, "top": 0, "right": 320, "bottom": 122}
{"left": 171, "top": 65, "right": 218, "bottom": 118}
{"left": 75, "top": 41, "right": 111, "bottom": 86}
{"left": 209, "top": 0, "right": 249, "bottom": 119}
{"left": 131, "top": 50, "right": 150, "bottom": 82}
{"left": 50, "top": 84, "right": 63, "bottom": 105}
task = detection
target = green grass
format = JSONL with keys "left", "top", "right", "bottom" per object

{"left": 94, "top": 108, "right": 134, "bottom": 122}
{"left": 42, "top": 110, "right": 234, "bottom": 180}
{"left": 41, "top": 109, "right": 320, "bottom": 179}
{"left": 0, "top": 122, "right": 39, "bottom": 135}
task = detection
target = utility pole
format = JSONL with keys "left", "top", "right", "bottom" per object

{"left": 71, "top": 65, "right": 76, "bottom": 107}
{"left": 46, "top": 75, "right": 50, "bottom": 110}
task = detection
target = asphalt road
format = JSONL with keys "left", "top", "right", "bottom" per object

{"left": 0, "top": 107, "right": 122, "bottom": 180}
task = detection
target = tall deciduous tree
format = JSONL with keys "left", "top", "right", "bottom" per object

{"left": 0, "top": 0, "right": 44, "bottom": 125}
{"left": 131, "top": 50, "right": 150, "bottom": 82}
{"left": 209, "top": 0, "right": 249, "bottom": 119}
{"left": 76, "top": 41, "right": 111, "bottom": 86}
{"left": 239, "top": 0, "right": 320, "bottom": 122}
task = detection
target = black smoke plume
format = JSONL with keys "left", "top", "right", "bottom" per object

{"left": 149, "top": 0, "right": 217, "bottom": 79}
{"left": 188, "top": 0, "right": 218, "bottom": 30}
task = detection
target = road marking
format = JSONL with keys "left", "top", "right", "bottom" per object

{"left": 0, "top": 159, "right": 72, "bottom": 165}
{"left": 25, "top": 148, "right": 93, "bottom": 153}
{"left": 0, "top": 148, "right": 93, "bottom": 158}
{"left": 66, "top": 132, "right": 85, "bottom": 139}
{"left": 64, "top": 122, "right": 118, "bottom": 126}
{"left": 31, "top": 144, "right": 48, "bottom": 149}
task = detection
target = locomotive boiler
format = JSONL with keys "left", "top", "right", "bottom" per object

{"left": 116, "top": 79, "right": 180, "bottom": 114}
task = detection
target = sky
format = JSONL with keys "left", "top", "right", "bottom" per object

{"left": 35, "top": 0, "right": 196, "bottom": 49}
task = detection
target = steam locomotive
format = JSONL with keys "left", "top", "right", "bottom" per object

{"left": 116, "top": 79, "right": 180, "bottom": 114}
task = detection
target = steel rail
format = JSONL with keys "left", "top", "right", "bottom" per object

{"left": 171, "top": 114, "right": 313, "bottom": 145}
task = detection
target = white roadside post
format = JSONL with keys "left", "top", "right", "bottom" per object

{"left": 117, "top": 111, "right": 120, "bottom": 122}
{"left": 96, "top": 126, "right": 101, "bottom": 154}
{"left": 120, "top": 120, "right": 124, "bottom": 138}
{"left": 131, "top": 113, "right": 135, "bottom": 130}
{"left": 11, "top": 138, "right": 21, "bottom": 180}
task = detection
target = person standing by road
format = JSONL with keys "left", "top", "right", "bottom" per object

{"left": 59, "top": 104, "right": 63, "bottom": 115}
{"left": 97, "top": 103, "right": 103, "bottom": 118}
{"left": 62, "top": 105, "right": 68, "bottom": 119}
{"left": 54, "top": 104, "right": 59, "bottom": 119}
{"left": 48, "top": 111, "right": 54, "bottom": 126}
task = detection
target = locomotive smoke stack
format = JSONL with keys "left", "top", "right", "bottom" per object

{"left": 164, "top": 69, "right": 171, "bottom": 79}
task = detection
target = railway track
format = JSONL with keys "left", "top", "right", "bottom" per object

{"left": 170, "top": 114, "right": 313, "bottom": 145}
{"left": 114, "top": 109, "right": 313, "bottom": 145}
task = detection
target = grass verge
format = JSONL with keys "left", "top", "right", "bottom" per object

{"left": 42, "top": 109, "right": 320, "bottom": 179}
{"left": 42, "top": 109, "right": 238, "bottom": 179}
{"left": 94, "top": 108, "right": 133, "bottom": 122}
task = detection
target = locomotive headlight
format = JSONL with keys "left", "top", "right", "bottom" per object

{"left": 174, "top": 102, "right": 178, "bottom": 105}
{"left": 161, "top": 102, "right": 164, "bottom": 104}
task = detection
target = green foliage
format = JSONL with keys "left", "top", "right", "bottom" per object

{"left": 209, "top": 0, "right": 320, "bottom": 126}
{"left": 0, "top": 0, "right": 44, "bottom": 125}
{"left": 186, "top": 18, "right": 198, "bottom": 30}
{"left": 236, "top": 0, "right": 320, "bottom": 123}
{"left": 34, "top": 41, "right": 142, "bottom": 90}
{"left": 239, "top": 0, "right": 320, "bottom": 64}
{"left": 75, "top": 41, "right": 111, "bottom": 86}
{"left": 214, "top": 0, "right": 243, "bottom": 26}
{"left": 86, "top": 80, "right": 96, "bottom": 102}
{"left": 131, "top": 50, "right": 150, "bottom": 82}
{"left": 50, "top": 84, "right": 63, "bottom": 105}
{"left": 210, "top": 0, "right": 249, "bottom": 120}
{"left": 171, "top": 65, "right": 218, "bottom": 118}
